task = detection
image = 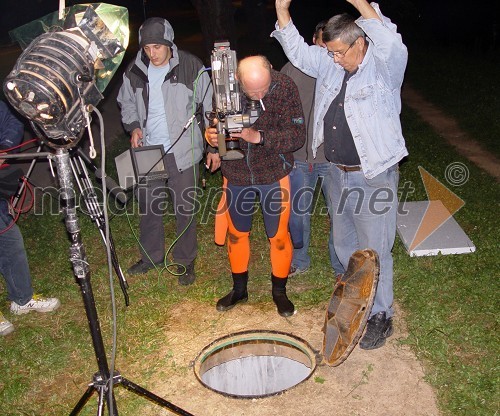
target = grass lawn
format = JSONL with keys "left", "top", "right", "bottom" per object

{"left": 394, "top": 108, "right": 499, "bottom": 415}
{"left": 397, "top": 45, "right": 500, "bottom": 415}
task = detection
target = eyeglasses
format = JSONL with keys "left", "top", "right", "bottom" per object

{"left": 327, "top": 39, "right": 357, "bottom": 59}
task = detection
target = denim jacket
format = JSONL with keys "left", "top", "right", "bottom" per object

{"left": 272, "top": 3, "right": 408, "bottom": 179}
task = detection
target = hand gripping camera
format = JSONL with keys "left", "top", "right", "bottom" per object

{"left": 208, "top": 42, "right": 262, "bottom": 160}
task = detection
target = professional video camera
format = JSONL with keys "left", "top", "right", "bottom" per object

{"left": 208, "top": 41, "right": 262, "bottom": 160}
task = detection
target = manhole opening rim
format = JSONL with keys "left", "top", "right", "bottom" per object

{"left": 193, "top": 329, "right": 318, "bottom": 399}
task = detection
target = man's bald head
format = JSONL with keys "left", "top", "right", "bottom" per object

{"left": 237, "top": 55, "right": 272, "bottom": 100}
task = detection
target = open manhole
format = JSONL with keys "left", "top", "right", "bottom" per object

{"left": 194, "top": 251, "right": 379, "bottom": 398}
{"left": 193, "top": 330, "right": 318, "bottom": 398}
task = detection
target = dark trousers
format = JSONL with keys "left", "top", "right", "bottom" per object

{"left": 136, "top": 154, "right": 198, "bottom": 266}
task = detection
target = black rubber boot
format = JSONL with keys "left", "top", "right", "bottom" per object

{"left": 271, "top": 275, "right": 295, "bottom": 317}
{"left": 216, "top": 271, "right": 249, "bottom": 312}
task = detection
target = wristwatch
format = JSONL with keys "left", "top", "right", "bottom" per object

{"left": 258, "top": 130, "right": 265, "bottom": 145}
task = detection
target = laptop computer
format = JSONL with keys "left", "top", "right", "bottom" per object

{"left": 115, "top": 145, "right": 169, "bottom": 190}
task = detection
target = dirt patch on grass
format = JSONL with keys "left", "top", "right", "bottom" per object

{"left": 137, "top": 299, "right": 439, "bottom": 416}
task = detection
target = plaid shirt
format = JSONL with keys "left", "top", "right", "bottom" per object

{"left": 221, "top": 70, "right": 305, "bottom": 185}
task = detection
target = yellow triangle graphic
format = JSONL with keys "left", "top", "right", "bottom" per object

{"left": 409, "top": 167, "right": 465, "bottom": 251}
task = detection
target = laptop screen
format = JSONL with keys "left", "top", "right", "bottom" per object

{"left": 133, "top": 146, "right": 166, "bottom": 175}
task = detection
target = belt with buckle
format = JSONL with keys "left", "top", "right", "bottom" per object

{"left": 335, "top": 164, "right": 361, "bottom": 172}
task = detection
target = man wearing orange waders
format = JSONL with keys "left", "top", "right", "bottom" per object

{"left": 205, "top": 55, "right": 305, "bottom": 317}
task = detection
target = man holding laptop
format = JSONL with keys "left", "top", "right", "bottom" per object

{"left": 117, "top": 17, "right": 219, "bottom": 284}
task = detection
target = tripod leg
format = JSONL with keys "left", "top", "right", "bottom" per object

{"left": 70, "top": 385, "right": 96, "bottom": 416}
{"left": 97, "top": 385, "right": 106, "bottom": 416}
{"left": 94, "top": 372, "right": 119, "bottom": 416}
{"left": 120, "top": 377, "right": 195, "bottom": 416}
{"left": 70, "top": 372, "right": 121, "bottom": 416}
{"left": 106, "top": 232, "right": 130, "bottom": 304}
{"left": 12, "top": 144, "right": 43, "bottom": 209}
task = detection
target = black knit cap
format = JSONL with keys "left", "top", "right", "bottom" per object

{"left": 139, "top": 17, "right": 174, "bottom": 47}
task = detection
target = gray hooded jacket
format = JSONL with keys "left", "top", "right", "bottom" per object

{"left": 117, "top": 42, "right": 212, "bottom": 171}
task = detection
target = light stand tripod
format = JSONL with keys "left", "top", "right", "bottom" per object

{"left": 53, "top": 149, "right": 194, "bottom": 416}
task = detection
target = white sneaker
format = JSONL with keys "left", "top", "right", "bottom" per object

{"left": 10, "top": 294, "right": 61, "bottom": 315}
{"left": 0, "top": 312, "right": 14, "bottom": 335}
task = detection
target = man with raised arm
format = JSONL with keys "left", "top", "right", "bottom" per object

{"left": 280, "top": 20, "right": 345, "bottom": 280}
{"left": 273, "top": 0, "right": 408, "bottom": 349}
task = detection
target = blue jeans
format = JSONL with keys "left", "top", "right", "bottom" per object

{"left": 0, "top": 199, "right": 33, "bottom": 305}
{"left": 292, "top": 161, "right": 344, "bottom": 275}
{"left": 330, "top": 164, "right": 399, "bottom": 318}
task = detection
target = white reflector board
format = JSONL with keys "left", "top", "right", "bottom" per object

{"left": 397, "top": 200, "right": 476, "bottom": 257}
